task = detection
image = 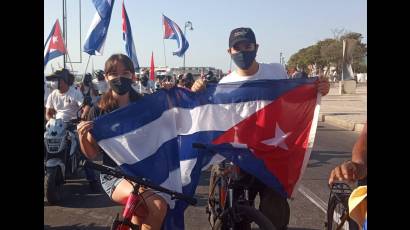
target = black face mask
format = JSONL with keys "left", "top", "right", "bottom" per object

{"left": 141, "top": 77, "right": 148, "bottom": 87}
{"left": 231, "top": 50, "right": 257, "bottom": 70}
{"left": 109, "top": 77, "right": 133, "bottom": 95}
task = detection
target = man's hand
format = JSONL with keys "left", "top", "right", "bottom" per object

{"left": 328, "top": 160, "right": 367, "bottom": 186}
{"left": 191, "top": 78, "right": 206, "bottom": 92}
{"left": 317, "top": 75, "right": 330, "bottom": 96}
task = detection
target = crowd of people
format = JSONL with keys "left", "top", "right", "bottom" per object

{"left": 44, "top": 26, "right": 365, "bottom": 230}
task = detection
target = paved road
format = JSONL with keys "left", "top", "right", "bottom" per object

{"left": 44, "top": 122, "right": 359, "bottom": 230}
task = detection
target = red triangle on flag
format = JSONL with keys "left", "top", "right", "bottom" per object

{"left": 212, "top": 84, "right": 317, "bottom": 195}
{"left": 48, "top": 20, "right": 67, "bottom": 54}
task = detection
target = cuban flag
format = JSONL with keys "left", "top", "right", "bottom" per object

{"left": 83, "top": 0, "right": 115, "bottom": 55}
{"left": 162, "top": 14, "right": 189, "bottom": 57}
{"left": 91, "top": 78, "right": 321, "bottom": 229}
{"left": 44, "top": 19, "right": 67, "bottom": 68}
{"left": 122, "top": 1, "right": 139, "bottom": 70}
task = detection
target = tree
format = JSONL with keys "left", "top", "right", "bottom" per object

{"left": 287, "top": 31, "right": 367, "bottom": 76}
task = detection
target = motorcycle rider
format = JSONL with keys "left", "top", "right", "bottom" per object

{"left": 45, "top": 68, "right": 99, "bottom": 192}
{"left": 92, "top": 69, "right": 109, "bottom": 96}
{"left": 133, "top": 71, "right": 154, "bottom": 95}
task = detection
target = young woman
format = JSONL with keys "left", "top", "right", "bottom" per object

{"left": 77, "top": 54, "right": 168, "bottom": 230}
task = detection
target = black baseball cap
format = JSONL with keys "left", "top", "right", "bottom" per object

{"left": 229, "top": 27, "right": 256, "bottom": 48}
{"left": 46, "top": 68, "right": 71, "bottom": 83}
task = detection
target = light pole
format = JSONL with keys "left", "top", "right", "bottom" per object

{"left": 183, "top": 21, "right": 193, "bottom": 73}
{"left": 280, "top": 52, "right": 282, "bottom": 65}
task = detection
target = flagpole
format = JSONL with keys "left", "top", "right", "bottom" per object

{"left": 162, "top": 13, "right": 167, "bottom": 68}
{"left": 62, "top": 0, "right": 67, "bottom": 68}
{"left": 84, "top": 55, "right": 91, "bottom": 75}
{"left": 92, "top": 57, "right": 94, "bottom": 73}
{"left": 66, "top": 52, "right": 75, "bottom": 71}
{"left": 163, "top": 39, "right": 167, "bottom": 68}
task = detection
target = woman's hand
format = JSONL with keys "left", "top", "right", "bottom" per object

{"left": 77, "top": 121, "right": 93, "bottom": 138}
{"left": 77, "top": 121, "right": 100, "bottom": 159}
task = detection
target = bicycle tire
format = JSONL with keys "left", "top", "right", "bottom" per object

{"left": 326, "top": 194, "right": 359, "bottom": 230}
{"left": 213, "top": 204, "right": 276, "bottom": 230}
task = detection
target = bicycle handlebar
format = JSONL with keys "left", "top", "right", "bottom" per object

{"left": 192, "top": 143, "right": 207, "bottom": 149}
{"left": 83, "top": 161, "right": 197, "bottom": 206}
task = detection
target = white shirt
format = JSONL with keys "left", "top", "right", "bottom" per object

{"left": 46, "top": 86, "right": 84, "bottom": 122}
{"left": 92, "top": 79, "right": 108, "bottom": 95}
{"left": 132, "top": 80, "right": 155, "bottom": 94}
{"left": 44, "top": 83, "right": 50, "bottom": 106}
{"left": 219, "top": 63, "right": 288, "bottom": 83}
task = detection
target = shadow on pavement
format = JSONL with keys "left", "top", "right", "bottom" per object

{"left": 308, "top": 150, "right": 350, "bottom": 168}
{"left": 198, "top": 169, "right": 211, "bottom": 187}
{"left": 44, "top": 177, "right": 118, "bottom": 209}
{"left": 44, "top": 224, "right": 109, "bottom": 230}
{"left": 194, "top": 193, "right": 209, "bottom": 207}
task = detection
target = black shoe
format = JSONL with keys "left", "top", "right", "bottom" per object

{"left": 89, "top": 180, "right": 100, "bottom": 193}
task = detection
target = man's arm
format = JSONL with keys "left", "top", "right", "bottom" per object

{"left": 329, "top": 122, "right": 367, "bottom": 185}
{"left": 351, "top": 122, "right": 367, "bottom": 177}
{"left": 45, "top": 93, "right": 55, "bottom": 121}
{"left": 45, "top": 107, "right": 56, "bottom": 121}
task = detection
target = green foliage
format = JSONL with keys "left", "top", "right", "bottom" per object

{"left": 287, "top": 31, "right": 367, "bottom": 74}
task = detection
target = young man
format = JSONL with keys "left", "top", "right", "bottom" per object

{"left": 192, "top": 27, "right": 330, "bottom": 230}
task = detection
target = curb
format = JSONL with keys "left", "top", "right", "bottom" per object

{"left": 321, "top": 115, "right": 364, "bottom": 132}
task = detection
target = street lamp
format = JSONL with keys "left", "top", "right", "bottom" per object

{"left": 183, "top": 21, "right": 193, "bottom": 72}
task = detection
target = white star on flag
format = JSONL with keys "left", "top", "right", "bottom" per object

{"left": 52, "top": 36, "right": 58, "bottom": 44}
{"left": 261, "top": 123, "right": 291, "bottom": 150}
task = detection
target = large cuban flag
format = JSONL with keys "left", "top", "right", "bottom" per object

{"left": 162, "top": 14, "right": 189, "bottom": 57}
{"left": 91, "top": 78, "right": 321, "bottom": 230}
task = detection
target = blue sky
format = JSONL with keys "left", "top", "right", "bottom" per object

{"left": 44, "top": 0, "right": 366, "bottom": 75}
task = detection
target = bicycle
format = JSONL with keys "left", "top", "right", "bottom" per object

{"left": 83, "top": 161, "right": 197, "bottom": 230}
{"left": 193, "top": 143, "right": 275, "bottom": 230}
{"left": 325, "top": 182, "right": 359, "bottom": 230}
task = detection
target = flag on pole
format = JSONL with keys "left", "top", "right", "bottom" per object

{"left": 162, "top": 14, "right": 189, "bottom": 57}
{"left": 44, "top": 19, "right": 67, "bottom": 68}
{"left": 150, "top": 52, "right": 155, "bottom": 81}
{"left": 122, "top": 1, "right": 140, "bottom": 70}
{"left": 83, "top": 0, "right": 115, "bottom": 55}
{"left": 91, "top": 78, "right": 321, "bottom": 229}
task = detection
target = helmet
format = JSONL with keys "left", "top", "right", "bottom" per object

{"left": 94, "top": 69, "right": 105, "bottom": 81}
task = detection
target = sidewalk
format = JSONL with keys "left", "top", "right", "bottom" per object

{"left": 319, "top": 83, "right": 367, "bottom": 132}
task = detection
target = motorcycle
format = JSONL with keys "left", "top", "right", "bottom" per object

{"left": 44, "top": 118, "right": 81, "bottom": 204}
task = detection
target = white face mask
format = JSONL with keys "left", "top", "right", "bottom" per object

{"left": 50, "top": 81, "right": 59, "bottom": 90}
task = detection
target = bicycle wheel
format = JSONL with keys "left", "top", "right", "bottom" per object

{"left": 326, "top": 194, "right": 359, "bottom": 230}
{"left": 213, "top": 204, "right": 276, "bottom": 230}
